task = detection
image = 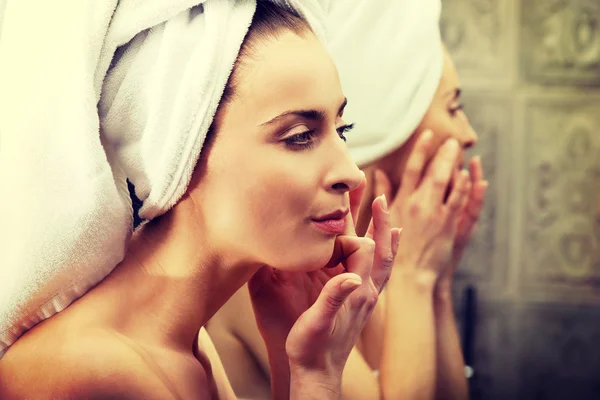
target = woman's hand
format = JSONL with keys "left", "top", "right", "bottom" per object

{"left": 374, "top": 131, "right": 472, "bottom": 284}
{"left": 370, "top": 131, "right": 477, "bottom": 400}
{"left": 284, "top": 197, "right": 398, "bottom": 370}
{"left": 249, "top": 179, "right": 399, "bottom": 399}
{"left": 248, "top": 178, "right": 366, "bottom": 357}
{"left": 437, "top": 156, "right": 488, "bottom": 293}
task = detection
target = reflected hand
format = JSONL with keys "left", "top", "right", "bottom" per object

{"left": 373, "top": 131, "right": 471, "bottom": 282}
{"left": 439, "top": 155, "right": 488, "bottom": 290}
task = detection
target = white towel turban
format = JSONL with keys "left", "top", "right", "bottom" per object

{"left": 327, "top": 0, "right": 444, "bottom": 167}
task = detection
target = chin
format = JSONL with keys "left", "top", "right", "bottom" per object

{"left": 272, "top": 238, "right": 336, "bottom": 272}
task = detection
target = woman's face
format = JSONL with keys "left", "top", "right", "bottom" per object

{"left": 194, "top": 31, "right": 362, "bottom": 271}
{"left": 379, "top": 46, "right": 478, "bottom": 191}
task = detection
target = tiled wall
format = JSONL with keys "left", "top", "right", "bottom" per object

{"left": 442, "top": 0, "right": 600, "bottom": 398}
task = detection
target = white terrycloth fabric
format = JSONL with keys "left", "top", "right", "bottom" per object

{"left": 327, "top": 0, "right": 444, "bottom": 167}
{"left": 99, "top": 1, "right": 256, "bottom": 221}
{"left": 0, "top": 0, "right": 329, "bottom": 359}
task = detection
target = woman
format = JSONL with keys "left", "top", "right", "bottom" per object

{"left": 206, "top": 40, "right": 486, "bottom": 400}
{"left": 353, "top": 44, "right": 487, "bottom": 400}
{"left": 0, "top": 3, "right": 411, "bottom": 399}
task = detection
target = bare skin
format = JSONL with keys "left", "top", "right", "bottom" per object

{"left": 206, "top": 44, "right": 487, "bottom": 400}
{"left": 207, "top": 283, "right": 382, "bottom": 399}
{"left": 357, "top": 46, "right": 487, "bottom": 400}
{"left": 0, "top": 25, "right": 396, "bottom": 400}
{"left": 0, "top": 224, "right": 238, "bottom": 400}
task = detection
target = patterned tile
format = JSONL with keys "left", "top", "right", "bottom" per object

{"left": 521, "top": 96, "right": 600, "bottom": 299}
{"left": 441, "top": 0, "right": 512, "bottom": 83}
{"left": 521, "top": 0, "right": 600, "bottom": 85}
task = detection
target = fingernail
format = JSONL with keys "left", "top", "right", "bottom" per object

{"left": 381, "top": 194, "right": 388, "bottom": 212}
{"left": 392, "top": 227, "right": 402, "bottom": 241}
{"left": 341, "top": 278, "right": 362, "bottom": 292}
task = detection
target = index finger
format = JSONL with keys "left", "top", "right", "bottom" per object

{"left": 469, "top": 156, "right": 485, "bottom": 183}
{"left": 369, "top": 195, "right": 394, "bottom": 292}
{"left": 336, "top": 236, "right": 376, "bottom": 281}
{"left": 344, "top": 172, "right": 366, "bottom": 236}
{"left": 421, "top": 138, "right": 461, "bottom": 205}
{"left": 349, "top": 172, "right": 366, "bottom": 227}
{"left": 397, "top": 130, "right": 434, "bottom": 201}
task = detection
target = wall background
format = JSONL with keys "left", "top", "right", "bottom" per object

{"left": 441, "top": 0, "right": 600, "bottom": 398}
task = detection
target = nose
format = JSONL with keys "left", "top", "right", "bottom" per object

{"left": 324, "top": 137, "right": 363, "bottom": 195}
{"left": 460, "top": 113, "right": 478, "bottom": 150}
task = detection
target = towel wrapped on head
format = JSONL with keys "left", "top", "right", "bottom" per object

{"left": 0, "top": 0, "right": 328, "bottom": 358}
{"left": 327, "top": 0, "right": 443, "bottom": 167}
{"left": 99, "top": 1, "right": 255, "bottom": 221}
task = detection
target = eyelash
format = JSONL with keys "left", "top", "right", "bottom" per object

{"left": 284, "top": 130, "right": 317, "bottom": 150}
{"left": 284, "top": 123, "right": 355, "bottom": 150}
{"left": 450, "top": 104, "right": 464, "bottom": 116}
{"left": 337, "top": 123, "right": 354, "bottom": 142}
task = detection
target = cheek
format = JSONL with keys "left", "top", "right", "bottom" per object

{"left": 205, "top": 139, "right": 336, "bottom": 268}
{"left": 247, "top": 167, "right": 313, "bottom": 228}
{"left": 416, "top": 114, "right": 459, "bottom": 159}
{"left": 419, "top": 110, "right": 464, "bottom": 146}
{"left": 227, "top": 152, "right": 322, "bottom": 245}
{"left": 420, "top": 118, "right": 449, "bottom": 141}
{"left": 244, "top": 155, "right": 338, "bottom": 268}
{"left": 383, "top": 134, "right": 436, "bottom": 191}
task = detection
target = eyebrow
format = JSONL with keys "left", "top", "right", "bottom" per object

{"left": 444, "top": 88, "right": 462, "bottom": 101}
{"left": 261, "top": 97, "right": 348, "bottom": 126}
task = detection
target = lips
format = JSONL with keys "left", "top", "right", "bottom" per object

{"left": 313, "top": 209, "right": 349, "bottom": 221}
{"left": 312, "top": 209, "right": 349, "bottom": 235}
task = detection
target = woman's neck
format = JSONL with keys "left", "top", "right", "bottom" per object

{"left": 86, "top": 194, "right": 261, "bottom": 352}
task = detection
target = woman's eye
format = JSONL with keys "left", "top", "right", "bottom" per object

{"left": 336, "top": 123, "right": 355, "bottom": 142}
{"left": 284, "top": 130, "right": 316, "bottom": 149}
{"left": 449, "top": 104, "right": 464, "bottom": 116}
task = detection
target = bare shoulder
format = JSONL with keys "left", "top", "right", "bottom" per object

{"left": 0, "top": 329, "right": 173, "bottom": 400}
